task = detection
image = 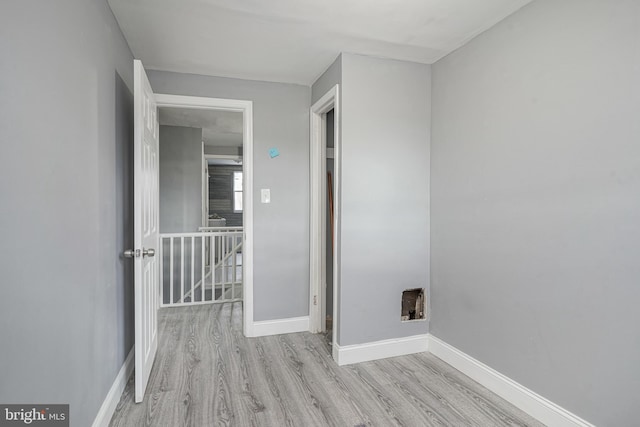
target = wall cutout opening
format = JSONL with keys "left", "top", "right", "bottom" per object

{"left": 401, "top": 288, "right": 425, "bottom": 321}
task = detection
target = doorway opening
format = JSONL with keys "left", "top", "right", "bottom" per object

{"left": 310, "top": 85, "right": 340, "bottom": 361}
{"left": 324, "top": 108, "right": 335, "bottom": 344}
{"left": 155, "top": 94, "right": 254, "bottom": 336}
{"left": 156, "top": 106, "right": 246, "bottom": 305}
{"left": 205, "top": 154, "right": 244, "bottom": 228}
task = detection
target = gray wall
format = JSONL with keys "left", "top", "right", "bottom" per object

{"left": 431, "top": 1, "right": 640, "bottom": 426}
{"left": 0, "top": 1, "right": 135, "bottom": 426}
{"left": 339, "top": 54, "right": 431, "bottom": 345}
{"left": 311, "top": 54, "right": 342, "bottom": 105}
{"left": 148, "top": 70, "right": 311, "bottom": 321}
{"left": 159, "top": 125, "right": 203, "bottom": 233}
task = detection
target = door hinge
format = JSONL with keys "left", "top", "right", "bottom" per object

{"left": 313, "top": 295, "right": 317, "bottom": 305}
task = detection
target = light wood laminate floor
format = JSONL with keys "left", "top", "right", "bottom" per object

{"left": 110, "top": 303, "right": 544, "bottom": 427}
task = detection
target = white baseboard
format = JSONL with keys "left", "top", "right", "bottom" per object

{"left": 251, "top": 316, "right": 310, "bottom": 337}
{"left": 427, "top": 335, "right": 594, "bottom": 427}
{"left": 92, "top": 348, "right": 134, "bottom": 427}
{"left": 335, "top": 334, "right": 429, "bottom": 366}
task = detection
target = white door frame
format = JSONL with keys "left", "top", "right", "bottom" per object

{"left": 201, "top": 144, "right": 209, "bottom": 228}
{"left": 155, "top": 93, "right": 255, "bottom": 337}
{"left": 309, "top": 85, "right": 340, "bottom": 360}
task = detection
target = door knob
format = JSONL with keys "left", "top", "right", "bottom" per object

{"left": 143, "top": 248, "right": 156, "bottom": 257}
{"left": 124, "top": 249, "right": 139, "bottom": 258}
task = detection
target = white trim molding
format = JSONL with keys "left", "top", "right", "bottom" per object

{"left": 92, "top": 348, "right": 134, "bottom": 427}
{"left": 335, "top": 334, "right": 429, "bottom": 366}
{"left": 427, "top": 335, "right": 595, "bottom": 427}
{"left": 252, "top": 316, "right": 310, "bottom": 337}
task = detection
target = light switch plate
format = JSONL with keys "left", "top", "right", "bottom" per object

{"left": 261, "top": 189, "right": 271, "bottom": 203}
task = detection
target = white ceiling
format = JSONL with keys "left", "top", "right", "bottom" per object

{"left": 108, "top": 0, "right": 533, "bottom": 85}
{"left": 158, "top": 107, "right": 243, "bottom": 147}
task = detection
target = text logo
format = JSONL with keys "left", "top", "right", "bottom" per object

{"left": 0, "top": 405, "right": 68, "bottom": 426}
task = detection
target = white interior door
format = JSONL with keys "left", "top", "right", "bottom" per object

{"left": 133, "top": 59, "right": 159, "bottom": 403}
